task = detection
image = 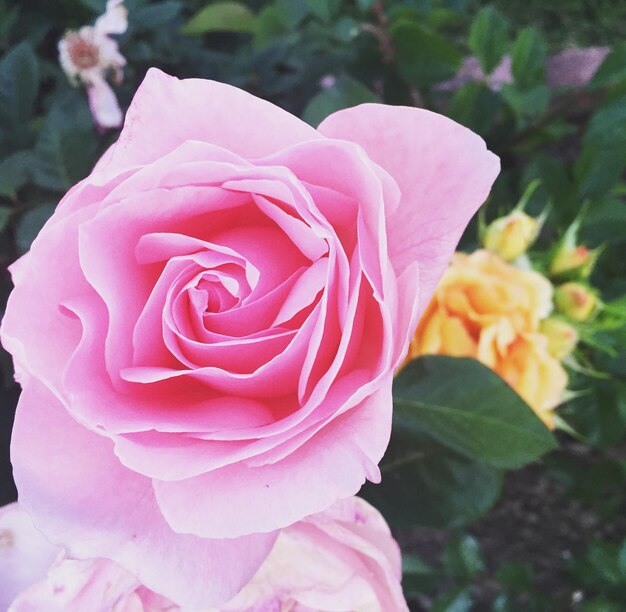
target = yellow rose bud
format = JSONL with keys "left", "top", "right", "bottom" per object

{"left": 483, "top": 211, "right": 540, "bottom": 262}
{"left": 551, "top": 244, "right": 590, "bottom": 276}
{"left": 549, "top": 204, "right": 602, "bottom": 280}
{"left": 550, "top": 242, "right": 602, "bottom": 280}
{"left": 539, "top": 317, "right": 579, "bottom": 360}
{"left": 554, "top": 282, "right": 598, "bottom": 322}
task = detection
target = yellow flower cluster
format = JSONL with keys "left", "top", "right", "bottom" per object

{"left": 405, "top": 250, "right": 568, "bottom": 428}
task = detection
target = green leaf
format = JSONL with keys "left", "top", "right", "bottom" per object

{"left": 130, "top": 1, "right": 182, "bottom": 32}
{"left": 584, "top": 94, "right": 626, "bottom": 148}
{"left": 521, "top": 152, "right": 577, "bottom": 222}
{"left": 0, "top": 42, "right": 39, "bottom": 125}
{"left": 32, "top": 93, "right": 98, "bottom": 192}
{"left": 403, "top": 552, "right": 436, "bottom": 576}
{"left": 510, "top": 27, "right": 546, "bottom": 89}
{"left": 302, "top": 76, "right": 378, "bottom": 126}
{"left": 590, "top": 43, "right": 626, "bottom": 89}
{"left": 274, "top": 0, "right": 310, "bottom": 28}
{"left": 468, "top": 7, "right": 510, "bottom": 74}
{"left": 492, "top": 594, "right": 514, "bottom": 612}
{"left": 427, "top": 8, "right": 464, "bottom": 28}
{"left": 0, "top": 151, "right": 33, "bottom": 198}
{"left": 443, "top": 533, "right": 485, "bottom": 580}
{"left": 79, "top": 0, "right": 106, "bottom": 12}
{"left": 389, "top": 19, "right": 462, "bottom": 87}
{"left": 394, "top": 356, "right": 557, "bottom": 468}
{"left": 253, "top": 5, "right": 287, "bottom": 49}
{"left": 575, "top": 144, "right": 626, "bottom": 201}
{"left": 432, "top": 587, "right": 473, "bottom": 612}
{"left": 501, "top": 83, "right": 550, "bottom": 128}
{"left": 525, "top": 118, "right": 576, "bottom": 148}
{"left": 523, "top": 155, "right": 576, "bottom": 221}
{"left": 181, "top": 2, "right": 256, "bottom": 35}
{"left": 587, "top": 541, "right": 624, "bottom": 585}
{"left": 402, "top": 553, "right": 439, "bottom": 595}
{"left": 15, "top": 203, "right": 56, "bottom": 253}
{"left": 0, "top": 2, "right": 20, "bottom": 45}
{"left": 306, "top": 0, "right": 341, "bottom": 22}
{"left": 618, "top": 538, "right": 626, "bottom": 576}
{"left": 356, "top": 0, "right": 377, "bottom": 10}
{"left": 0, "top": 206, "right": 10, "bottom": 232}
{"left": 496, "top": 561, "right": 534, "bottom": 593}
{"left": 447, "top": 82, "right": 501, "bottom": 135}
{"left": 331, "top": 16, "right": 360, "bottom": 43}
{"left": 564, "top": 381, "right": 626, "bottom": 449}
{"left": 362, "top": 430, "right": 502, "bottom": 528}
{"left": 580, "top": 599, "right": 624, "bottom": 612}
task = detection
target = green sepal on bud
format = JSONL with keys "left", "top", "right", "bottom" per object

{"left": 554, "top": 282, "right": 599, "bottom": 322}
{"left": 549, "top": 203, "right": 603, "bottom": 280}
{"left": 481, "top": 180, "right": 547, "bottom": 262}
{"left": 539, "top": 316, "right": 579, "bottom": 360}
{"left": 550, "top": 244, "right": 603, "bottom": 280}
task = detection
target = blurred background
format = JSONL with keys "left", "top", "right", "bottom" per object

{"left": 0, "top": 0, "right": 625, "bottom": 609}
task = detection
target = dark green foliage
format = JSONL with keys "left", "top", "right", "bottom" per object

{"left": 394, "top": 357, "right": 556, "bottom": 469}
{"left": 0, "top": 0, "right": 625, "bottom": 607}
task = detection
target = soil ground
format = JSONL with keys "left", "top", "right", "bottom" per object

{"left": 403, "top": 444, "right": 626, "bottom": 610}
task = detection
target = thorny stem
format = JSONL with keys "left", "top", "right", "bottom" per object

{"left": 362, "top": 1, "right": 428, "bottom": 108}
{"left": 361, "top": 0, "right": 394, "bottom": 64}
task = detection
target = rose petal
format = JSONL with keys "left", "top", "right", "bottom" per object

{"left": 99, "top": 68, "right": 321, "bottom": 176}
{"left": 79, "top": 184, "right": 250, "bottom": 379}
{"left": 61, "top": 292, "right": 302, "bottom": 433}
{"left": 318, "top": 104, "right": 500, "bottom": 316}
{"left": 11, "top": 379, "right": 277, "bottom": 608}
{"left": 95, "top": 0, "right": 128, "bottom": 35}
{"left": 10, "top": 558, "right": 140, "bottom": 612}
{"left": 301, "top": 497, "right": 406, "bottom": 611}
{"left": 87, "top": 73, "right": 123, "bottom": 129}
{"left": 259, "top": 139, "right": 397, "bottom": 300}
{"left": 152, "top": 377, "right": 392, "bottom": 538}
{"left": 1, "top": 206, "right": 95, "bottom": 392}
{"left": 0, "top": 503, "right": 60, "bottom": 610}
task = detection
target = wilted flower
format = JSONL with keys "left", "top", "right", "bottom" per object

{"left": 540, "top": 316, "right": 579, "bottom": 359}
{"left": 554, "top": 282, "right": 599, "bottom": 321}
{"left": 438, "top": 47, "right": 609, "bottom": 92}
{"left": 58, "top": 0, "right": 127, "bottom": 129}
{"left": 320, "top": 74, "right": 337, "bottom": 89}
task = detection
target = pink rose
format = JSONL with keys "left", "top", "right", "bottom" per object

{"left": 1, "top": 69, "right": 498, "bottom": 606}
{"left": 219, "top": 496, "right": 408, "bottom": 611}
{"left": 2, "top": 498, "right": 408, "bottom": 611}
